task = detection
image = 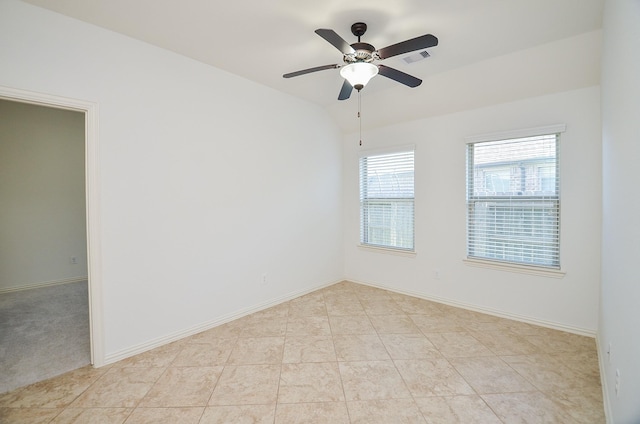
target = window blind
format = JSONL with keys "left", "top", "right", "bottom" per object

{"left": 360, "top": 149, "right": 415, "bottom": 251}
{"left": 466, "top": 134, "right": 560, "bottom": 268}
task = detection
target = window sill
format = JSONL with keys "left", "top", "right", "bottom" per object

{"left": 463, "top": 258, "right": 565, "bottom": 278}
{"left": 358, "top": 244, "right": 416, "bottom": 258}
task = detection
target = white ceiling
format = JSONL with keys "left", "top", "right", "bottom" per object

{"left": 21, "top": 0, "right": 604, "bottom": 131}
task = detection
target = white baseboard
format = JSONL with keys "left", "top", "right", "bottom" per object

{"left": 0, "top": 277, "right": 88, "bottom": 294}
{"left": 348, "top": 278, "right": 597, "bottom": 337}
{"left": 103, "top": 278, "right": 341, "bottom": 366}
{"left": 596, "top": 334, "right": 613, "bottom": 423}
{"left": 102, "top": 276, "right": 598, "bottom": 366}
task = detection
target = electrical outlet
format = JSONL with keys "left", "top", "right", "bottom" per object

{"left": 433, "top": 269, "right": 440, "bottom": 280}
{"left": 262, "top": 273, "right": 268, "bottom": 285}
{"left": 615, "top": 369, "right": 621, "bottom": 396}
{"left": 70, "top": 256, "right": 78, "bottom": 265}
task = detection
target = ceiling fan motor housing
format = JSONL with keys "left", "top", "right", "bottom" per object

{"left": 346, "top": 23, "right": 376, "bottom": 64}
{"left": 344, "top": 42, "right": 376, "bottom": 64}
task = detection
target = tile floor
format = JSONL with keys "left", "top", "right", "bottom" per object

{"left": 0, "top": 281, "right": 605, "bottom": 423}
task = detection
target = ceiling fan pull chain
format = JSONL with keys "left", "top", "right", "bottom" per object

{"left": 358, "top": 91, "right": 362, "bottom": 146}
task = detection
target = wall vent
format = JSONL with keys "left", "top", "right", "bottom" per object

{"left": 401, "top": 50, "right": 430, "bottom": 64}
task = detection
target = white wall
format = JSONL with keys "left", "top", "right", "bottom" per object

{"left": 344, "top": 86, "right": 602, "bottom": 334}
{"left": 0, "top": 0, "right": 344, "bottom": 361}
{"left": 329, "top": 30, "right": 602, "bottom": 133}
{"left": 0, "top": 100, "right": 87, "bottom": 291}
{"left": 600, "top": 0, "right": 640, "bottom": 422}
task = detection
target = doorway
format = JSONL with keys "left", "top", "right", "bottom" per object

{"left": 0, "top": 86, "right": 103, "bottom": 392}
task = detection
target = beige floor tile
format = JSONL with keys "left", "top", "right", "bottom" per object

{"left": 0, "top": 407, "right": 63, "bottom": 423}
{"left": 394, "top": 359, "right": 475, "bottom": 397}
{"left": 502, "top": 320, "right": 556, "bottom": 336}
{"left": 482, "top": 391, "right": 578, "bottom": 423}
{"left": 526, "top": 331, "right": 596, "bottom": 354}
{"left": 462, "top": 320, "right": 514, "bottom": 333}
{"left": 239, "top": 316, "right": 288, "bottom": 337}
{"left": 328, "top": 315, "right": 376, "bottom": 335}
{"left": 188, "top": 322, "right": 242, "bottom": 340}
{"left": 469, "top": 330, "right": 540, "bottom": 355}
{"left": 322, "top": 282, "right": 356, "bottom": 293}
{"left": 322, "top": 280, "right": 356, "bottom": 293}
{"left": 360, "top": 299, "right": 405, "bottom": 315}
{"left": 553, "top": 351, "right": 602, "bottom": 386}
{"left": 379, "top": 334, "right": 442, "bottom": 360}
{"left": 200, "top": 405, "right": 276, "bottom": 423}
{"left": 369, "top": 315, "right": 422, "bottom": 334}
{"left": 275, "top": 402, "right": 350, "bottom": 424}
{"left": 171, "top": 339, "right": 236, "bottom": 366}
{"left": 333, "top": 334, "right": 391, "bottom": 361}
{"left": 551, "top": 386, "right": 606, "bottom": 423}
{"left": 347, "top": 399, "right": 427, "bottom": 423}
{"left": 325, "top": 298, "right": 367, "bottom": 316}
{"left": 339, "top": 360, "right": 411, "bottom": 401}
{"left": 138, "top": 366, "right": 223, "bottom": 407}
{"left": 296, "top": 291, "right": 327, "bottom": 303}
{"left": 70, "top": 367, "right": 165, "bottom": 408}
{"left": 287, "top": 316, "right": 332, "bottom": 336}
{"left": 449, "top": 356, "right": 536, "bottom": 394}
{"left": 227, "top": 337, "right": 285, "bottom": 365}
{"left": 288, "top": 298, "right": 327, "bottom": 317}
{"left": 353, "top": 287, "right": 395, "bottom": 302}
{"left": 0, "top": 365, "right": 109, "bottom": 408}
{"left": 409, "top": 314, "right": 468, "bottom": 333}
{"left": 424, "top": 332, "right": 493, "bottom": 358}
{"left": 278, "top": 362, "right": 345, "bottom": 403}
{"left": 392, "top": 297, "right": 443, "bottom": 315}
{"left": 323, "top": 291, "right": 360, "bottom": 303}
{"left": 51, "top": 407, "right": 132, "bottom": 423}
{"left": 415, "top": 395, "right": 502, "bottom": 424}
{"left": 501, "top": 354, "right": 592, "bottom": 392}
{"left": 251, "top": 303, "right": 290, "bottom": 319}
{"left": 208, "top": 364, "right": 280, "bottom": 406}
{"left": 282, "top": 336, "right": 337, "bottom": 363}
{"left": 113, "top": 341, "right": 185, "bottom": 368}
{"left": 125, "top": 407, "right": 203, "bottom": 423}
{"left": 451, "top": 309, "right": 500, "bottom": 324}
{"left": 437, "top": 305, "right": 466, "bottom": 317}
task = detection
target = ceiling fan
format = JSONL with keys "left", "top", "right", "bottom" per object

{"left": 283, "top": 22, "right": 438, "bottom": 100}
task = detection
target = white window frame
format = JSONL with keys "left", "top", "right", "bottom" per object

{"left": 464, "top": 125, "right": 566, "bottom": 275}
{"left": 359, "top": 145, "right": 415, "bottom": 253}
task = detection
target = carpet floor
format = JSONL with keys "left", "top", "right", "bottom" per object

{"left": 0, "top": 281, "right": 90, "bottom": 394}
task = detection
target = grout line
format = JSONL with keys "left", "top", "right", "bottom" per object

{"left": 272, "top": 299, "right": 292, "bottom": 423}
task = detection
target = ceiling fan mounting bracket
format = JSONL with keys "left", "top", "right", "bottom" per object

{"left": 351, "top": 22, "right": 368, "bottom": 39}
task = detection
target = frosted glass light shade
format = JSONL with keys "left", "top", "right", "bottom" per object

{"left": 340, "top": 62, "right": 379, "bottom": 89}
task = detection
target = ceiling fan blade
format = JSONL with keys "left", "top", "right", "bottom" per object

{"left": 283, "top": 64, "right": 339, "bottom": 78}
{"left": 315, "top": 29, "right": 356, "bottom": 55}
{"left": 376, "top": 34, "right": 438, "bottom": 59}
{"left": 338, "top": 80, "right": 353, "bottom": 100}
{"left": 378, "top": 65, "right": 422, "bottom": 88}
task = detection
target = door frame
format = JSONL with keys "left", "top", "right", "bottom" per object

{"left": 0, "top": 85, "right": 104, "bottom": 366}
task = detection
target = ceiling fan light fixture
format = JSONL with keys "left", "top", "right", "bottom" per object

{"left": 340, "top": 62, "right": 378, "bottom": 90}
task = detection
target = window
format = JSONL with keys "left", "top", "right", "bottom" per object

{"left": 359, "top": 147, "right": 414, "bottom": 251}
{"left": 466, "top": 133, "right": 560, "bottom": 268}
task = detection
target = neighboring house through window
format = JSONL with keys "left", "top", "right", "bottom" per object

{"left": 359, "top": 147, "right": 415, "bottom": 251}
{"left": 466, "top": 129, "right": 562, "bottom": 268}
